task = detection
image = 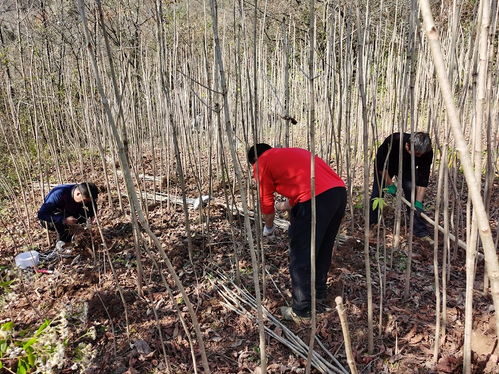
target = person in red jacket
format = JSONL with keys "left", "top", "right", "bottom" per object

{"left": 248, "top": 143, "right": 347, "bottom": 322}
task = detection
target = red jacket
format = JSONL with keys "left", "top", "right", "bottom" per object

{"left": 252, "top": 148, "right": 345, "bottom": 215}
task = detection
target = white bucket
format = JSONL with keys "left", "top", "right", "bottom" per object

{"left": 15, "top": 251, "right": 40, "bottom": 269}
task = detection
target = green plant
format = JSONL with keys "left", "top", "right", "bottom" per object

{"left": 0, "top": 304, "right": 94, "bottom": 374}
{"left": 372, "top": 196, "right": 386, "bottom": 211}
{"left": 393, "top": 251, "right": 408, "bottom": 272}
{"left": 0, "top": 319, "right": 50, "bottom": 373}
{"left": 353, "top": 193, "right": 363, "bottom": 209}
{"left": 0, "top": 268, "right": 15, "bottom": 310}
{"left": 250, "top": 345, "right": 260, "bottom": 362}
{"left": 0, "top": 279, "right": 14, "bottom": 293}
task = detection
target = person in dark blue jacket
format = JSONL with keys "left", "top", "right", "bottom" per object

{"left": 38, "top": 182, "right": 99, "bottom": 244}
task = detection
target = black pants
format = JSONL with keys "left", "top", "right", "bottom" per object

{"left": 40, "top": 216, "right": 86, "bottom": 243}
{"left": 369, "top": 172, "right": 429, "bottom": 237}
{"left": 288, "top": 187, "right": 347, "bottom": 317}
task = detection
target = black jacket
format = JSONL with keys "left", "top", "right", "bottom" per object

{"left": 374, "top": 133, "right": 433, "bottom": 187}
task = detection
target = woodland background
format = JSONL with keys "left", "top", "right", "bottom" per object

{"left": 0, "top": 0, "right": 498, "bottom": 373}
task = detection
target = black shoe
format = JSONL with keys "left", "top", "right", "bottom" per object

{"left": 316, "top": 299, "right": 333, "bottom": 313}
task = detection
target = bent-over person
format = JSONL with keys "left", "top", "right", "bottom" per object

{"left": 370, "top": 132, "right": 433, "bottom": 238}
{"left": 248, "top": 143, "right": 346, "bottom": 322}
{"left": 38, "top": 182, "right": 98, "bottom": 249}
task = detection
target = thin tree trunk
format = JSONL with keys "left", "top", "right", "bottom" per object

{"left": 464, "top": 1, "right": 490, "bottom": 372}
{"left": 356, "top": 0, "right": 374, "bottom": 355}
{"left": 209, "top": 0, "right": 267, "bottom": 371}
{"left": 418, "top": 0, "right": 499, "bottom": 336}
{"left": 305, "top": 0, "right": 317, "bottom": 371}
{"left": 335, "top": 297, "right": 358, "bottom": 374}
{"left": 77, "top": 2, "right": 211, "bottom": 372}
{"left": 404, "top": 0, "right": 418, "bottom": 300}
{"left": 432, "top": 145, "right": 446, "bottom": 363}
{"left": 283, "top": 17, "right": 291, "bottom": 148}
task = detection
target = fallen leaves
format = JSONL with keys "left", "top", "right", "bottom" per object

{"left": 132, "top": 339, "right": 152, "bottom": 355}
{"left": 436, "top": 355, "right": 461, "bottom": 373}
{"left": 401, "top": 325, "right": 424, "bottom": 344}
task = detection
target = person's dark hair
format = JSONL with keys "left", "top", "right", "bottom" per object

{"left": 247, "top": 143, "right": 272, "bottom": 164}
{"left": 78, "top": 182, "right": 99, "bottom": 200}
{"left": 410, "top": 132, "right": 432, "bottom": 154}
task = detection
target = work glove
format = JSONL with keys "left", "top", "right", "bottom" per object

{"left": 383, "top": 184, "right": 397, "bottom": 196}
{"left": 414, "top": 200, "right": 424, "bottom": 216}
{"left": 263, "top": 225, "right": 275, "bottom": 237}
{"left": 55, "top": 240, "right": 66, "bottom": 251}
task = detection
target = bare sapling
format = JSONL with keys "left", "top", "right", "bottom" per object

{"left": 336, "top": 296, "right": 358, "bottom": 374}
{"left": 418, "top": 0, "right": 499, "bottom": 336}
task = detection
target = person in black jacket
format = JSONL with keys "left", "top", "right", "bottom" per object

{"left": 369, "top": 132, "right": 432, "bottom": 238}
{"left": 38, "top": 182, "right": 98, "bottom": 246}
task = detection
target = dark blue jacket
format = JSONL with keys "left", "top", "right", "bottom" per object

{"left": 38, "top": 184, "right": 96, "bottom": 224}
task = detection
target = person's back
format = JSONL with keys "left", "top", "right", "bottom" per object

{"left": 38, "top": 184, "right": 87, "bottom": 224}
{"left": 370, "top": 132, "right": 433, "bottom": 238}
{"left": 375, "top": 133, "right": 433, "bottom": 187}
{"left": 254, "top": 147, "right": 345, "bottom": 214}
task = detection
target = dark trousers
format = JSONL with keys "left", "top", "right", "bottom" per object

{"left": 369, "top": 172, "right": 429, "bottom": 237}
{"left": 40, "top": 217, "right": 86, "bottom": 243}
{"left": 288, "top": 187, "right": 347, "bottom": 317}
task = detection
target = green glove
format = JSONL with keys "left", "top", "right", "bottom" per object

{"left": 415, "top": 200, "right": 424, "bottom": 211}
{"left": 384, "top": 184, "right": 397, "bottom": 195}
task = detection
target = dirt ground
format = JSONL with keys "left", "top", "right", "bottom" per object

{"left": 0, "top": 167, "right": 497, "bottom": 373}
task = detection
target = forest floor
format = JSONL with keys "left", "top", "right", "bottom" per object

{"left": 0, "top": 159, "right": 498, "bottom": 374}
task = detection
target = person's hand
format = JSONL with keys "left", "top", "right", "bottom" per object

{"left": 384, "top": 184, "right": 397, "bottom": 196}
{"left": 275, "top": 199, "right": 291, "bottom": 212}
{"left": 263, "top": 225, "right": 275, "bottom": 237}
{"left": 64, "top": 216, "right": 78, "bottom": 225}
{"left": 85, "top": 218, "right": 94, "bottom": 229}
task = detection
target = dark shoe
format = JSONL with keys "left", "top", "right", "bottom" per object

{"left": 41, "top": 242, "right": 74, "bottom": 262}
{"left": 316, "top": 298, "right": 333, "bottom": 313}
{"left": 280, "top": 306, "right": 311, "bottom": 324}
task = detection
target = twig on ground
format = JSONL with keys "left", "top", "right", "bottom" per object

{"left": 209, "top": 269, "right": 348, "bottom": 374}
